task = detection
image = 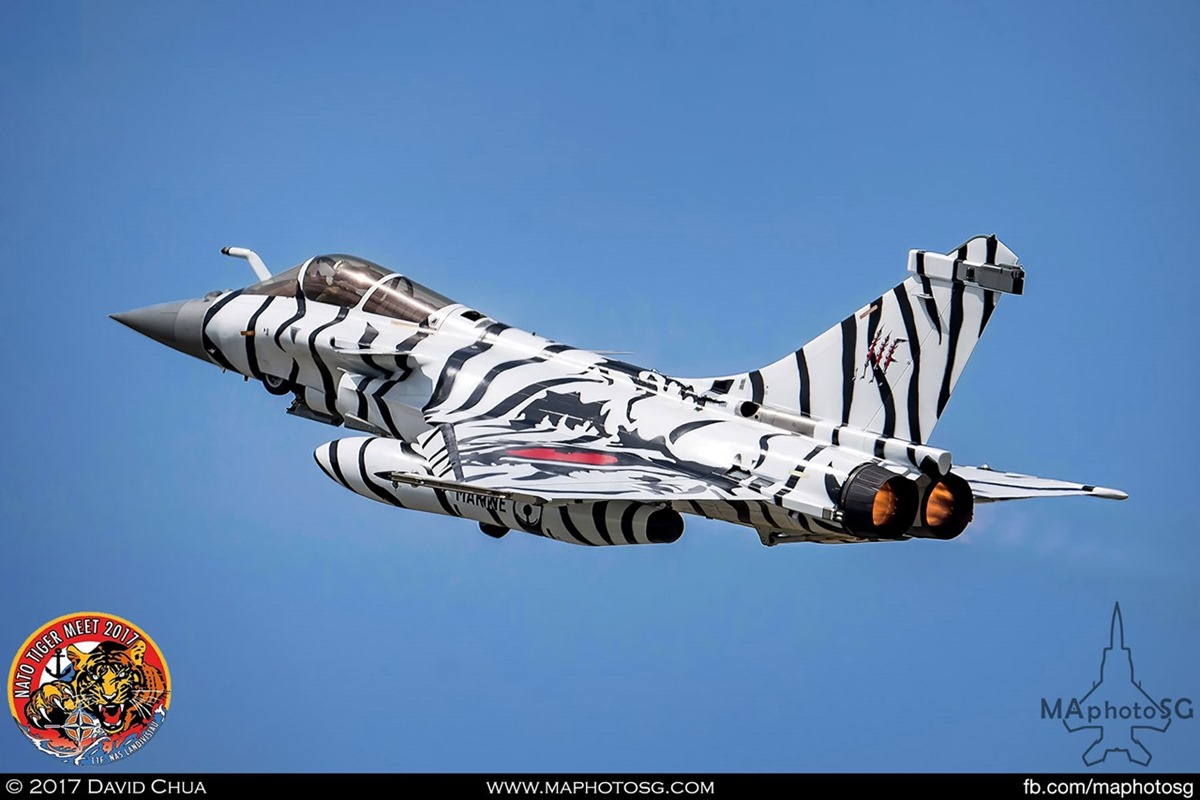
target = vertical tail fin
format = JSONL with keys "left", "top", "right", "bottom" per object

{"left": 684, "top": 235, "right": 1024, "bottom": 445}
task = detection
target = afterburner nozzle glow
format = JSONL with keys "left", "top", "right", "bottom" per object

{"left": 925, "top": 481, "right": 957, "bottom": 527}
{"left": 872, "top": 482, "right": 899, "bottom": 527}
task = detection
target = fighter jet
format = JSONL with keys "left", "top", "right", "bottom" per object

{"left": 111, "top": 236, "right": 1126, "bottom": 547}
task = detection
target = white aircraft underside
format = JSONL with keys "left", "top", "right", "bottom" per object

{"left": 112, "top": 236, "right": 1126, "bottom": 547}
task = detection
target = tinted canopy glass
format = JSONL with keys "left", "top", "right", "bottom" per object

{"left": 362, "top": 274, "right": 456, "bottom": 323}
{"left": 244, "top": 254, "right": 456, "bottom": 323}
{"left": 301, "top": 255, "right": 392, "bottom": 307}
{"left": 244, "top": 265, "right": 303, "bottom": 297}
{"left": 297, "top": 254, "right": 456, "bottom": 322}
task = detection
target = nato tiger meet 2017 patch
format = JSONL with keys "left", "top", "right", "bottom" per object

{"left": 8, "top": 612, "right": 171, "bottom": 765}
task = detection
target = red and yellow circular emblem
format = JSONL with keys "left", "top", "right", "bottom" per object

{"left": 7, "top": 612, "right": 171, "bottom": 765}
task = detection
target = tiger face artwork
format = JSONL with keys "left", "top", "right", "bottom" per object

{"left": 8, "top": 613, "right": 171, "bottom": 765}
{"left": 32, "top": 641, "right": 166, "bottom": 734}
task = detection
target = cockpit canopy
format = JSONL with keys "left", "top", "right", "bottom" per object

{"left": 243, "top": 254, "right": 456, "bottom": 324}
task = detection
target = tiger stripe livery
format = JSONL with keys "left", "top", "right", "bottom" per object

{"left": 111, "top": 237, "right": 1126, "bottom": 548}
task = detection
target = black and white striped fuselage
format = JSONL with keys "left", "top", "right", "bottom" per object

{"left": 112, "top": 238, "right": 1126, "bottom": 548}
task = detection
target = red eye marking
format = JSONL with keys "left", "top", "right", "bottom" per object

{"left": 507, "top": 448, "right": 619, "bottom": 465}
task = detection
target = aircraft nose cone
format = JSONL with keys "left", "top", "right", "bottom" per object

{"left": 110, "top": 299, "right": 210, "bottom": 362}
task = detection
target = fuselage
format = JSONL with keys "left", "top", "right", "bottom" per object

{"left": 113, "top": 253, "right": 972, "bottom": 546}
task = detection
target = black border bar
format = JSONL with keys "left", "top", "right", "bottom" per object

{"left": 2, "top": 774, "right": 1198, "bottom": 798}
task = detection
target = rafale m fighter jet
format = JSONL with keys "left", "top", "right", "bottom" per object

{"left": 111, "top": 236, "right": 1126, "bottom": 547}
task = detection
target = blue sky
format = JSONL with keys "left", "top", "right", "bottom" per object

{"left": 2, "top": 1, "right": 1197, "bottom": 772}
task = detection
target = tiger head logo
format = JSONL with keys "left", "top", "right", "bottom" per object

{"left": 26, "top": 641, "right": 165, "bottom": 735}
{"left": 8, "top": 613, "right": 171, "bottom": 765}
